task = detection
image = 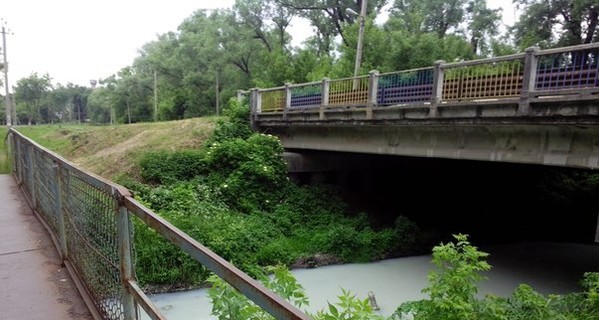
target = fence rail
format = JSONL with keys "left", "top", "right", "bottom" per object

{"left": 7, "top": 128, "right": 310, "bottom": 320}
{"left": 250, "top": 43, "right": 599, "bottom": 119}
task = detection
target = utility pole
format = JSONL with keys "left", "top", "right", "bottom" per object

{"left": 153, "top": 69, "right": 158, "bottom": 122}
{"left": 348, "top": 0, "right": 367, "bottom": 90}
{"left": 215, "top": 70, "right": 220, "bottom": 116}
{"left": 354, "top": 0, "right": 367, "bottom": 79}
{"left": 2, "top": 22, "right": 12, "bottom": 126}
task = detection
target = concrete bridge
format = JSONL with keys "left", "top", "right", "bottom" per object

{"left": 246, "top": 43, "right": 599, "bottom": 170}
{"left": 4, "top": 43, "right": 599, "bottom": 320}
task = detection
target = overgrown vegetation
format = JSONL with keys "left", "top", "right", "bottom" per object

{"left": 392, "top": 234, "right": 599, "bottom": 320}
{"left": 14, "top": 118, "right": 217, "bottom": 180}
{"left": 124, "top": 100, "right": 430, "bottom": 289}
{"left": 207, "top": 234, "right": 599, "bottom": 320}
{"left": 0, "top": 126, "right": 9, "bottom": 174}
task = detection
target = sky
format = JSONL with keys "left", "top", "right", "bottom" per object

{"left": 2, "top": 0, "right": 517, "bottom": 91}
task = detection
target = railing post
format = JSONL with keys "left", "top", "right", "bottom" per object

{"left": 519, "top": 46, "right": 539, "bottom": 115}
{"left": 250, "top": 88, "right": 259, "bottom": 131}
{"left": 320, "top": 78, "right": 330, "bottom": 120}
{"left": 11, "top": 133, "right": 21, "bottom": 184}
{"left": 284, "top": 83, "right": 292, "bottom": 120}
{"left": 27, "top": 143, "right": 37, "bottom": 210}
{"left": 53, "top": 162, "right": 68, "bottom": 260}
{"left": 430, "top": 60, "right": 445, "bottom": 118}
{"left": 366, "top": 70, "right": 379, "bottom": 119}
{"left": 117, "top": 205, "right": 137, "bottom": 320}
{"left": 236, "top": 90, "right": 245, "bottom": 104}
{"left": 17, "top": 138, "right": 23, "bottom": 185}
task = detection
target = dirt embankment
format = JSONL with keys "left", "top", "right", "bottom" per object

{"left": 16, "top": 118, "right": 217, "bottom": 180}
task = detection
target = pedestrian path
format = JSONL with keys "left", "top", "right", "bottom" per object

{"left": 0, "top": 174, "right": 93, "bottom": 320}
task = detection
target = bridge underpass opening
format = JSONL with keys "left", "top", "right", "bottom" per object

{"left": 285, "top": 151, "right": 599, "bottom": 246}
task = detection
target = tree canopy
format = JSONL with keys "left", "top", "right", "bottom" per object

{"left": 10, "top": 0, "right": 597, "bottom": 125}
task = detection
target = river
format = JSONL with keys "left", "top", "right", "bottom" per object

{"left": 140, "top": 241, "right": 599, "bottom": 319}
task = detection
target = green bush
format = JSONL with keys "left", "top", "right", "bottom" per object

{"left": 393, "top": 234, "right": 599, "bottom": 320}
{"left": 394, "top": 234, "right": 495, "bottom": 320}
{"left": 140, "top": 150, "right": 206, "bottom": 184}
{"left": 207, "top": 265, "right": 384, "bottom": 320}
{"left": 133, "top": 98, "right": 427, "bottom": 288}
{"left": 205, "top": 99, "right": 253, "bottom": 145}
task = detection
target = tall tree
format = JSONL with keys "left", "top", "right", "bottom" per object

{"left": 275, "top": 0, "right": 388, "bottom": 51}
{"left": 49, "top": 83, "right": 91, "bottom": 123}
{"left": 14, "top": 73, "right": 51, "bottom": 125}
{"left": 465, "top": 0, "right": 502, "bottom": 55}
{"left": 389, "top": 0, "right": 501, "bottom": 55}
{"left": 512, "top": 0, "right": 599, "bottom": 48}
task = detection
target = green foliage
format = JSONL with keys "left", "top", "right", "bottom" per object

{"left": 0, "top": 126, "right": 9, "bottom": 174}
{"left": 206, "top": 99, "right": 253, "bottom": 145}
{"left": 208, "top": 265, "right": 383, "bottom": 320}
{"left": 139, "top": 150, "right": 206, "bottom": 185}
{"left": 132, "top": 106, "right": 426, "bottom": 288}
{"left": 394, "top": 234, "right": 494, "bottom": 320}
{"left": 312, "top": 289, "right": 386, "bottom": 320}
{"left": 582, "top": 272, "right": 599, "bottom": 318}
{"left": 14, "top": 73, "right": 52, "bottom": 125}
{"left": 393, "top": 235, "right": 599, "bottom": 320}
{"left": 511, "top": 0, "right": 599, "bottom": 48}
{"left": 502, "top": 284, "right": 561, "bottom": 320}
{"left": 208, "top": 265, "right": 309, "bottom": 320}
{"left": 133, "top": 216, "right": 208, "bottom": 286}
{"left": 202, "top": 133, "right": 289, "bottom": 213}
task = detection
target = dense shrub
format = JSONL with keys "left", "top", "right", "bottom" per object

{"left": 205, "top": 99, "right": 254, "bottom": 145}
{"left": 393, "top": 234, "right": 599, "bottom": 320}
{"left": 139, "top": 150, "right": 206, "bottom": 184}
{"left": 131, "top": 100, "right": 427, "bottom": 289}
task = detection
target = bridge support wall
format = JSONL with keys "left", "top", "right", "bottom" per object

{"left": 273, "top": 124, "right": 599, "bottom": 170}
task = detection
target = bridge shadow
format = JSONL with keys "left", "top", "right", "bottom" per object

{"left": 288, "top": 152, "right": 599, "bottom": 246}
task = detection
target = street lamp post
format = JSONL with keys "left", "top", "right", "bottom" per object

{"left": 347, "top": 0, "right": 367, "bottom": 90}
{"left": 353, "top": 0, "right": 367, "bottom": 80}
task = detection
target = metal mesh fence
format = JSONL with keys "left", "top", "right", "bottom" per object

{"left": 32, "top": 148, "right": 59, "bottom": 234}
{"left": 10, "top": 133, "right": 128, "bottom": 320}
{"left": 8, "top": 129, "right": 311, "bottom": 320}
{"left": 61, "top": 168, "right": 125, "bottom": 319}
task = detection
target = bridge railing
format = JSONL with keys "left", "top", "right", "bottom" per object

{"left": 251, "top": 42, "right": 599, "bottom": 120}
{"left": 7, "top": 128, "right": 310, "bottom": 320}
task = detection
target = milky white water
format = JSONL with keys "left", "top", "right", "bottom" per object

{"left": 140, "top": 241, "right": 599, "bottom": 319}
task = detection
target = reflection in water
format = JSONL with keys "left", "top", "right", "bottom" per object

{"left": 140, "top": 242, "right": 599, "bottom": 320}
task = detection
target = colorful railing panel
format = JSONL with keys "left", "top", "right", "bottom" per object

{"left": 328, "top": 76, "right": 369, "bottom": 107}
{"left": 535, "top": 47, "right": 599, "bottom": 91}
{"left": 377, "top": 68, "right": 434, "bottom": 105}
{"left": 290, "top": 82, "right": 322, "bottom": 109}
{"left": 251, "top": 43, "right": 599, "bottom": 115}
{"left": 260, "top": 88, "right": 286, "bottom": 112}
{"left": 442, "top": 56, "right": 525, "bottom": 101}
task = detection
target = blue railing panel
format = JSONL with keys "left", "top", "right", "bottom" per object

{"left": 377, "top": 68, "right": 434, "bottom": 105}
{"left": 536, "top": 47, "right": 599, "bottom": 91}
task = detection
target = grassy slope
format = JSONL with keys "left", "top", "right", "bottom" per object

{"left": 14, "top": 117, "right": 218, "bottom": 180}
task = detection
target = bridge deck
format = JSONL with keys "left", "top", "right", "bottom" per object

{"left": 0, "top": 175, "right": 93, "bottom": 320}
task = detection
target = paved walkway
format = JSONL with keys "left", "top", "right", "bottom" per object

{"left": 0, "top": 175, "right": 93, "bottom": 320}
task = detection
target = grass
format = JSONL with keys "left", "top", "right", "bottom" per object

{"left": 0, "top": 126, "right": 8, "bottom": 174}
{"left": 13, "top": 117, "right": 218, "bottom": 180}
